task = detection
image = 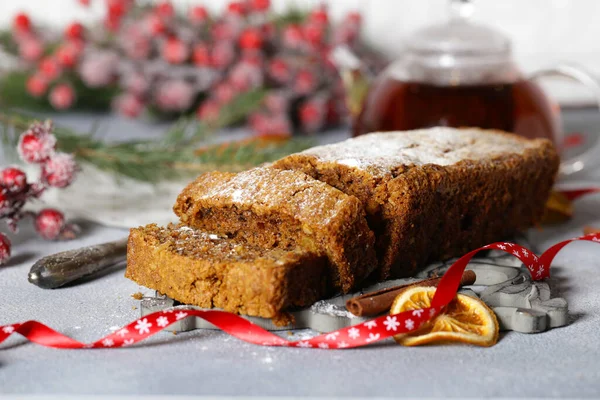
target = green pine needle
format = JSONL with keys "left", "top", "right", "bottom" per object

{"left": 0, "top": 89, "right": 315, "bottom": 183}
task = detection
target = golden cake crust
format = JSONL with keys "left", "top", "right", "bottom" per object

{"left": 273, "top": 128, "right": 560, "bottom": 279}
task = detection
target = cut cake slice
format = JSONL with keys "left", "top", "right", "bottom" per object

{"left": 273, "top": 127, "right": 560, "bottom": 279}
{"left": 173, "top": 167, "right": 377, "bottom": 293}
{"left": 125, "top": 223, "right": 329, "bottom": 320}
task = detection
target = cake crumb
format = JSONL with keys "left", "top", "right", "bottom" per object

{"left": 131, "top": 292, "right": 144, "bottom": 300}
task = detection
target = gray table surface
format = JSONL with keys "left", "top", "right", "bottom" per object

{"left": 1, "top": 112, "right": 600, "bottom": 398}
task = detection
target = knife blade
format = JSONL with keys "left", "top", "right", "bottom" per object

{"left": 28, "top": 238, "right": 128, "bottom": 289}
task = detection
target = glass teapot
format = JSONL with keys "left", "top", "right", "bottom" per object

{"left": 333, "top": 0, "right": 600, "bottom": 175}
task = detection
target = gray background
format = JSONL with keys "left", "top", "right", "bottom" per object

{"left": 1, "top": 111, "right": 600, "bottom": 397}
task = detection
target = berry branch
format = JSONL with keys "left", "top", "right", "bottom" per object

{"left": 0, "top": 1, "right": 386, "bottom": 135}
{"left": 0, "top": 121, "right": 80, "bottom": 265}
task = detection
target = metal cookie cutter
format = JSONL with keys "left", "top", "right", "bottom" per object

{"left": 140, "top": 238, "right": 568, "bottom": 334}
{"left": 415, "top": 241, "right": 568, "bottom": 333}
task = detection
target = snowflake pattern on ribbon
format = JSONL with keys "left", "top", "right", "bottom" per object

{"left": 1, "top": 232, "right": 599, "bottom": 351}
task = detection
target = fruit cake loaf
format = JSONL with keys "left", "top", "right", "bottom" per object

{"left": 173, "top": 167, "right": 377, "bottom": 293}
{"left": 273, "top": 127, "right": 559, "bottom": 279}
{"left": 126, "top": 223, "right": 329, "bottom": 320}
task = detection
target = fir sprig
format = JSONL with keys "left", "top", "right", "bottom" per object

{"left": 0, "top": 90, "right": 315, "bottom": 182}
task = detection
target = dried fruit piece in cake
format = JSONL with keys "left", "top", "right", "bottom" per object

{"left": 126, "top": 224, "right": 329, "bottom": 320}
{"left": 274, "top": 127, "right": 559, "bottom": 279}
{"left": 173, "top": 167, "right": 376, "bottom": 293}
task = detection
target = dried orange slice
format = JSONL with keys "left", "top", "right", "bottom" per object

{"left": 390, "top": 286, "right": 499, "bottom": 347}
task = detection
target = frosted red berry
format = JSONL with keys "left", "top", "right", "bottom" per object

{"left": 64, "top": 22, "right": 85, "bottom": 40}
{"left": 268, "top": 58, "right": 291, "bottom": 82}
{"left": 18, "top": 130, "right": 57, "bottom": 163}
{"left": 189, "top": 6, "right": 208, "bottom": 24}
{"left": 13, "top": 13, "right": 31, "bottom": 33}
{"left": 211, "top": 41, "right": 235, "bottom": 69}
{"left": 49, "top": 84, "right": 75, "bottom": 110}
{"left": 283, "top": 24, "right": 304, "bottom": 49}
{"left": 113, "top": 93, "right": 144, "bottom": 118}
{"left": 39, "top": 57, "right": 62, "bottom": 81}
{"left": 0, "top": 233, "right": 11, "bottom": 265}
{"left": 26, "top": 74, "right": 49, "bottom": 97}
{"left": 294, "top": 69, "right": 317, "bottom": 94}
{"left": 197, "top": 100, "right": 220, "bottom": 122}
{"left": 35, "top": 209, "right": 65, "bottom": 240}
{"left": 162, "top": 38, "right": 189, "bottom": 64}
{"left": 249, "top": 0, "right": 270, "bottom": 12}
{"left": 0, "top": 167, "right": 27, "bottom": 194}
{"left": 192, "top": 43, "right": 211, "bottom": 66}
{"left": 239, "top": 28, "right": 263, "bottom": 50}
{"left": 227, "top": 1, "right": 246, "bottom": 16}
{"left": 309, "top": 6, "right": 329, "bottom": 25}
{"left": 0, "top": 191, "right": 12, "bottom": 216}
{"left": 19, "top": 37, "right": 43, "bottom": 62}
{"left": 155, "top": 1, "right": 174, "bottom": 19}
{"left": 41, "top": 152, "right": 78, "bottom": 188}
{"left": 214, "top": 82, "right": 236, "bottom": 104}
{"left": 56, "top": 42, "right": 80, "bottom": 67}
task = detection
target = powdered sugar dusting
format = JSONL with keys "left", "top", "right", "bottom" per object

{"left": 196, "top": 168, "right": 346, "bottom": 227}
{"left": 310, "top": 300, "right": 357, "bottom": 319}
{"left": 301, "top": 128, "right": 542, "bottom": 178}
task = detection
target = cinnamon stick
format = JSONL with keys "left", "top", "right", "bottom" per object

{"left": 345, "top": 270, "right": 476, "bottom": 317}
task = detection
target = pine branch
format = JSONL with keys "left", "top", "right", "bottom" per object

{"left": 0, "top": 90, "right": 315, "bottom": 183}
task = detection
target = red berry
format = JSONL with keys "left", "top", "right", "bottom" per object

{"left": 39, "top": 57, "right": 62, "bottom": 81}
{"left": 0, "top": 233, "right": 11, "bottom": 265}
{"left": 249, "top": 0, "right": 270, "bottom": 12}
{"left": 26, "top": 74, "right": 49, "bottom": 97}
{"left": 0, "top": 191, "right": 12, "bottom": 216}
{"left": 294, "top": 69, "right": 317, "bottom": 94}
{"left": 154, "top": 80, "right": 194, "bottom": 112}
{"left": 114, "top": 93, "right": 144, "bottom": 118}
{"left": 155, "top": 1, "right": 174, "bottom": 18}
{"left": 146, "top": 14, "right": 166, "bottom": 35}
{"left": 13, "top": 13, "right": 31, "bottom": 33}
{"left": 211, "top": 42, "right": 235, "bottom": 69}
{"left": 56, "top": 43, "right": 80, "bottom": 67}
{"left": 239, "top": 28, "right": 263, "bottom": 50}
{"left": 214, "top": 83, "right": 236, "bottom": 105}
{"left": 162, "top": 38, "right": 189, "bottom": 64}
{"left": 189, "top": 6, "right": 208, "bottom": 24}
{"left": 0, "top": 167, "right": 27, "bottom": 194}
{"left": 107, "top": 0, "right": 126, "bottom": 18}
{"left": 227, "top": 1, "right": 246, "bottom": 16}
{"left": 35, "top": 209, "right": 65, "bottom": 240}
{"left": 197, "top": 100, "right": 220, "bottom": 122}
{"left": 41, "top": 153, "right": 77, "bottom": 188}
{"left": 299, "top": 97, "right": 326, "bottom": 133}
{"left": 64, "top": 22, "right": 85, "bottom": 40}
{"left": 192, "top": 43, "right": 211, "bottom": 66}
{"left": 211, "top": 21, "right": 241, "bottom": 41}
{"left": 18, "top": 131, "right": 56, "bottom": 163}
{"left": 229, "top": 62, "right": 263, "bottom": 91}
{"left": 283, "top": 24, "right": 304, "bottom": 49}
{"left": 123, "top": 72, "right": 148, "bottom": 95}
{"left": 19, "top": 36, "right": 43, "bottom": 62}
{"left": 49, "top": 84, "right": 75, "bottom": 110}
{"left": 264, "top": 91, "right": 289, "bottom": 114}
{"left": 303, "top": 22, "right": 325, "bottom": 46}
{"left": 78, "top": 0, "right": 91, "bottom": 6}
{"left": 346, "top": 11, "right": 362, "bottom": 25}
{"left": 268, "top": 58, "right": 291, "bottom": 82}
{"left": 309, "top": 6, "right": 329, "bottom": 25}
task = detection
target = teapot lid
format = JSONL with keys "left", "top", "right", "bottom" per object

{"left": 407, "top": 1, "right": 510, "bottom": 58}
{"left": 390, "top": 0, "right": 520, "bottom": 85}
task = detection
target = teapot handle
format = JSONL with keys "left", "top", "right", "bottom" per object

{"left": 528, "top": 63, "right": 600, "bottom": 176}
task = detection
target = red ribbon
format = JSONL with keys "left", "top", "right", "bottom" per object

{"left": 2, "top": 232, "right": 599, "bottom": 350}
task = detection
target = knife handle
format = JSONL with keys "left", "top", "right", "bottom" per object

{"left": 28, "top": 238, "right": 128, "bottom": 289}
